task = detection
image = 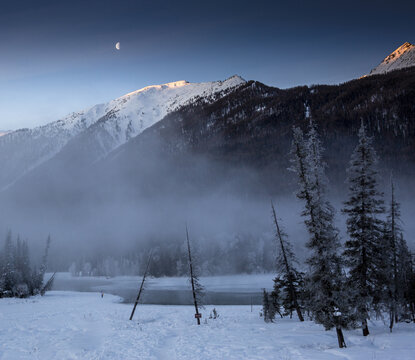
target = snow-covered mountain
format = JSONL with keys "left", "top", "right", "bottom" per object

{"left": 0, "top": 75, "right": 245, "bottom": 189}
{"left": 1, "top": 66, "right": 415, "bottom": 262}
{"left": 369, "top": 42, "right": 415, "bottom": 75}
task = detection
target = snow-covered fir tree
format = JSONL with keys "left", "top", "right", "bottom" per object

{"left": 290, "top": 122, "right": 351, "bottom": 348}
{"left": 342, "top": 122, "right": 385, "bottom": 336}
{"left": 262, "top": 289, "right": 277, "bottom": 323}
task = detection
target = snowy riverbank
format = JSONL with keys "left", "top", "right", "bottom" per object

{"left": 1, "top": 291, "right": 415, "bottom": 359}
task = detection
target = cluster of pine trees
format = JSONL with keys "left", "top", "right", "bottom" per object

{"left": 263, "top": 121, "right": 415, "bottom": 348}
{"left": 0, "top": 232, "right": 51, "bottom": 298}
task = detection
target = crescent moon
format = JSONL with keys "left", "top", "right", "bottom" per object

{"left": 115, "top": 42, "right": 120, "bottom": 50}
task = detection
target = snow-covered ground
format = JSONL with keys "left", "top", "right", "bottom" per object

{"left": 1, "top": 291, "right": 414, "bottom": 360}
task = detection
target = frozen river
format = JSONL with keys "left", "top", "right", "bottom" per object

{"left": 49, "top": 273, "right": 275, "bottom": 305}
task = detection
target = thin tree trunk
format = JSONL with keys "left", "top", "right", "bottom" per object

{"left": 362, "top": 319, "right": 369, "bottom": 336}
{"left": 296, "top": 308, "right": 304, "bottom": 322}
{"left": 391, "top": 181, "right": 399, "bottom": 326}
{"left": 359, "top": 182, "right": 370, "bottom": 338}
{"left": 389, "top": 309, "right": 394, "bottom": 333}
{"left": 271, "top": 201, "right": 304, "bottom": 322}
{"left": 336, "top": 325, "right": 347, "bottom": 348}
{"left": 187, "top": 226, "right": 200, "bottom": 325}
{"left": 129, "top": 250, "right": 152, "bottom": 321}
{"left": 40, "top": 272, "right": 57, "bottom": 296}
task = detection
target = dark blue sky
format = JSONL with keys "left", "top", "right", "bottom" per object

{"left": 1, "top": 0, "right": 414, "bottom": 129}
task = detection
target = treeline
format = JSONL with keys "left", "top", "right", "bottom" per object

{"left": 262, "top": 121, "right": 415, "bottom": 348}
{"left": 0, "top": 232, "right": 51, "bottom": 298}
{"left": 68, "top": 234, "right": 275, "bottom": 277}
{"left": 69, "top": 255, "right": 141, "bottom": 277}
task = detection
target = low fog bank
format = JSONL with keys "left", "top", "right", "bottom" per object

{"left": 0, "top": 130, "right": 414, "bottom": 276}
{"left": 0, "top": 190, "right": 310, "bottom": 275}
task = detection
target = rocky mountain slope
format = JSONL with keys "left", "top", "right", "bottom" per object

{"left": 369, "top": 42, "right": 415, "bottom": 75}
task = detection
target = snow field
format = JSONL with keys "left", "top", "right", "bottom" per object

{"left": 1, "top": 291, "right": 415, "bottom": 360}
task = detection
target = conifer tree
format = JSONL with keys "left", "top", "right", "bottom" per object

{"left": 382, "top": 179, "right": 403, "bottom": 331}
{"left": 396, "top": 233, "right": 414, "bottom": 321}
{"left": 32, "top": 235, "right": 51, "bottom": 292}
{"left": 290, "top": 122, "right": 350, "bottom": 348}
{"left": 1, "top": 232, "right": 51, "bottom": 298}
{"left": 270, "top": 283, "right": 284, "bottom": 319}
{"left": 406, "top": 251, "right": 415, "bottom": 322}
{"left": 262, "top": 289, "right": 270, "bottom": 322}
{"left": 40, "top": 235, "right": 51, "bottom": 277}
{"left": 262, "top": 289, "right": 277, "bottom": 322}
{"left": 2, "top": 231, "right": 16, "bottom": 295}
{"left": 20, "top": 241, "right": 31, "bottom": 290}
{"left": 343, "top": 122, "right": 384, "bottom": 336}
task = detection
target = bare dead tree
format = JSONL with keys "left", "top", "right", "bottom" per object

{"left": 271, "top": 201, "right": 304, "bottom": 322}
{"left": 40, "top": 272, "right": 57, "bottom": 296}
{"left": 186, "top": 226, "right": 204, "bottom": 325}
{"left": 129, "top": 250, "right": 153, "bottom": 321}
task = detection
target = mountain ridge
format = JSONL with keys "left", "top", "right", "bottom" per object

{"left": 1, "top": 66, "right": 415, "bottom": 261}
{"left": 369, "top": 42, "right": 415, "bottom": 75}
{"left": 0, "top": 75, "right": 246, "bottom": 190}
{"left": 1, "top": 41, "right": 414, "bottom": 194}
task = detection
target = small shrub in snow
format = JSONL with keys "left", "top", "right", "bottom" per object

{"left": 209, "top": 308, "right": 219, "bottom": 319}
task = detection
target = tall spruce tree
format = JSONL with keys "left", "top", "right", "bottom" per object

{"left": 343, "top": 122, "right": 385, "bottom": 336}
{"left": 271, "top": 201, "right": 304, "bottom": 321}
{"left": 290, "top": 122, "right": 350, "bottom": 348}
